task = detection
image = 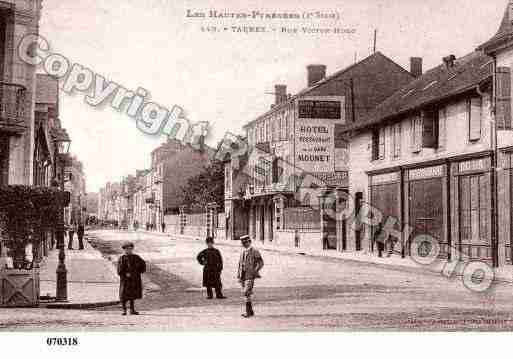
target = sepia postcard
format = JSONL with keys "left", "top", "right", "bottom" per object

{"left": 1, "top": 0, "right": 513, "bottom": 356}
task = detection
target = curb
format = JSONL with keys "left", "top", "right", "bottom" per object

{"left": 44, "top": 300, "right": 120, "bottom": 310}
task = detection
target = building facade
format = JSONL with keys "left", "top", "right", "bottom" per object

{"left": 225, "top": 53, "right": 416, "bottom": 248}
{"left": 0, "top": 0, "right": 43, "bottom": 186}
{"left": 344, "top": 51, "right": 499, "bottom": 264}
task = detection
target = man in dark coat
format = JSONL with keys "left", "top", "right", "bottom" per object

{"left": 67, "top": 222, "right": 76, "bottom": 250}
{"left": 77, "top": 222, "right": 85, "bottom": 250}
{"left": 117, "top": 241, "right": 146, "bottom": 315}
{"left": 196, "top": 237, "right": 226, "bottom": 299}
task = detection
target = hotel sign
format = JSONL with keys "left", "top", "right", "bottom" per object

{"left": 298, "top": 100, "right": 342, "bottom": 120}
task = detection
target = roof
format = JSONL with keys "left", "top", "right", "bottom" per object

{"left": 36, "top": 74, "right": 59, "bottom": 104}
{"left": 478, "top": 3, "right": 513, "bottom": 54}
{"left": 342, "top": 51, "right": 493, "bottom": 133}
{"left": 243, "top": 52, "right": 413, "bottom": 129}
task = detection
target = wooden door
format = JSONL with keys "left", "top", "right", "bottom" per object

{"left": 409, "top": 178, "right": 446, "bottom": 258}
{"left": 458, "top": 174, "right": 492, "bottom": 260}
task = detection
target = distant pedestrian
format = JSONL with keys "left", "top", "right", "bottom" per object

{"left": 118, "top": 241, "right": 146, "bottom": 315}
{"left": 237, "top": 235, "right": 264, "bottom": 318}
{"left": 77, "top": 223, "right": 85, "bottom": 250}
{"left": 161, "top": 222, "right": 166, "bottom": 233}
{"left": 196, "top": 237, "right": 226, "bottom": 299}
{"left": 67, "top": 222, "right": 76, "bottom": 250}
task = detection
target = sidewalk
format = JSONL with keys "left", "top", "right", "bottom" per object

{"left": 39, "top": 236, "right": 120, "bottom": 309}
{"left": 138, "top": 230, "right": 513, "bottom": 285}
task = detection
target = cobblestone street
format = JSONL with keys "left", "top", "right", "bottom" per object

{"left": 2, "top": 230, "right": 513, "bottom": 331}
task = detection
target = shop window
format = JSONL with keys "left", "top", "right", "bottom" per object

{"left": 468, "top": 97, "right": 482, "bottom": 142}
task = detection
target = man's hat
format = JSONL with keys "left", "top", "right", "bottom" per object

{"left": 239, "top": 235, "right": 251, "bottom": 243}
{"left": 121, "top": 241, "right": 134, "bottom": 249}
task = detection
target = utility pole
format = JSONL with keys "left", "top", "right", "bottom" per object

{"left": 373, "top": 29, "right": 378, "bottom": 54}
{"left": 350, "top": 78, "right": 356, "bottom": 123}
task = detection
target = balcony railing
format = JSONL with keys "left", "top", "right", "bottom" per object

{"left": 0, "top": 82, "right": 26, "bottom": 132}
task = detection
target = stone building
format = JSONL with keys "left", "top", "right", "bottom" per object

{"left": 225, "top": 52, "right": 416, "bottom": 248}
{"left": 343, "top": 51, "right": 497, "bottom": 264}
{"left": 479, "top": 1, "right": 513, "bottom": 266}
{"left": 0, "top": 0, "right": 43, "bottom": 186}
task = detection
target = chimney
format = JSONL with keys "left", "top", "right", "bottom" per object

{"left": 307, "top": 64, "right": 327, "bottom": 87}
{"left": 274, "top": 84, "right": 287, "bottom": 105}
{"left": 443, "top": 55, "right": 456, "bottom": 69}
{"left": 410, "top": 57, "right": 423, "bottom": 78}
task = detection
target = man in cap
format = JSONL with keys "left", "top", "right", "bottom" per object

{"left": 237, "top": 235, "right": 264, "bottom": 318}
{"left": 118, "top": 241, "right": 146, "bottom": 315}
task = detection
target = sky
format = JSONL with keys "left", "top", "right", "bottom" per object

{"left": 38, "top": 0, "right": 508, "bottom": 193}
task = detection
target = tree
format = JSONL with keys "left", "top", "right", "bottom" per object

{"left": 178, "top": 160, "right": 224, "bottom": 213}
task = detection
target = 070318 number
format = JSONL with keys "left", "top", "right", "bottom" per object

{"left": 46, "top": 337, "right": 79, "bottom": 346}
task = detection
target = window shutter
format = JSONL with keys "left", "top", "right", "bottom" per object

{"left": 469, "top": 98, "right": 482, "bottom": 141}
{"left": 411, "top": 116, "right": 423, "bottom": 153}
{"left": 496, "top": 67, "right": 511, "bottom": 130}
{"left": 394, "top": 124, "right": 401, "bottom": 157}
{"left": 379, "top": 128, "right": 385, "bottom": 159}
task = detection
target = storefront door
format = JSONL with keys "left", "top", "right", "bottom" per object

{"left": 458, "top": 173, "right": 492, "bottom": 260}
{"left": 408, "top": 175, "right": 446, "bottom": 258}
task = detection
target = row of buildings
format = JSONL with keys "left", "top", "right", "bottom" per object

{"left": 224, "top": 2, "right": 513, "bottom": 267}
{"left": 97, "top": 139, "right": 210, "bottom": 230}
{"left": 0, "top": 1, "right": 86, "bottom": 256}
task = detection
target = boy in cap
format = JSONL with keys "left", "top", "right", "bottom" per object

{"left": 196, "top": 237, "right": 226, "bottom": 299}
{"left": 117, "top": 241, "right": 146, "bottom": 315}
{"left": 237, "top": 235, "right": 264, "bottom": 318}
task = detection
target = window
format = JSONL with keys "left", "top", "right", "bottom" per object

{"left": 438, "top": 107, "right": 447, "bottom": 151}
{"left": 468, "top": 97, "right": 482, "bottom": 141}
{"left": 379, "top": 128, "right": 385, "bottom": 159}
{"left": 422, "top": 109, "right": 439, "bottom": 148}
{"left": 371, "top": 129, "right": 380, "bottom": 161}
{"left": 392, "top": 123, "right": 401, "bottom": 158}
{"left": 272, "top": 157, "right": 283, "bottom": 183}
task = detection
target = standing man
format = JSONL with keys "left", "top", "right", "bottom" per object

{"left": 196, "top": 237, "right": 226, "bottom": 299}
{"left": 237, "top": 235, "right": 264, "bottom": 318}
{"left": 118, "top": 241, "right": 146, "bottom": 315}
{"left": 67, "top": 221, "right": 76, "bottom": 250}
{"left": 161, "top": 221, "right": 166, "bottom": 233}
{"left": 77, "top": 222, "right": 85, "bottom": 250}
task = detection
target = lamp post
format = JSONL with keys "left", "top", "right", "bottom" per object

{"left": 53, "top": 137, "right": 71, "bottom": 302}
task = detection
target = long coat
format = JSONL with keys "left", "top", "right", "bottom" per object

{"left": 117, "top": 254, "right": 146, "bottom": 301}
{"left": 196, "top": 248, "right": 223, "bottom": 287}
{"left": 237, "top": 247, "right": 264, "bottom": 281}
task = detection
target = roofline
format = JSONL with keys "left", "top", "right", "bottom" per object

{"left": 344, "top": 76, "right": 492, "bottom": 134}
{"left": 242, "top": 52, "right": 412, "bottom": 129}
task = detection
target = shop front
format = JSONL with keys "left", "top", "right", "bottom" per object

{"left": 369, "top": 171, "right": 401, "bottom": 255}
{"left": 450, "top": 156, "right": 493, "bottom": 263}
{"left": 404, "top": 164, "right": 448, "bottom": 259}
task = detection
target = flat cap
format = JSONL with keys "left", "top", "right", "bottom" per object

{"left": 239, "top": 235, "right": 251, "bottom": 242}
{"left": 121, "top": 241, "right": 134, "bottom": 249}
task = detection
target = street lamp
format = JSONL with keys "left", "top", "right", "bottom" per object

{"left": 52, "top": 131, "right": 71, "bottom": 302}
